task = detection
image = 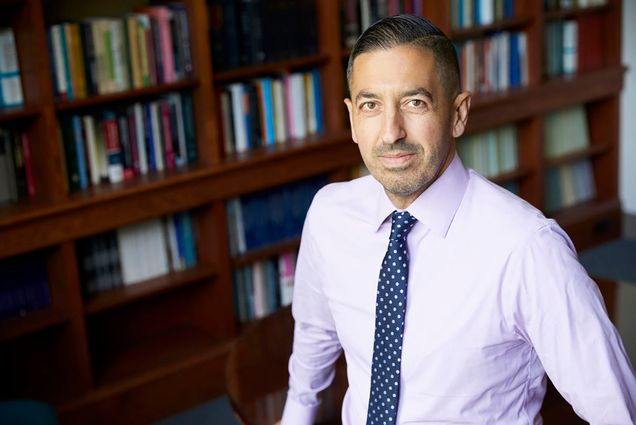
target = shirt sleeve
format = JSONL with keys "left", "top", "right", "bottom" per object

{"left": 505, "top": 221, "right": 636, "bottom": 424}
{"left": 281, "top": 199, "right": 343, "bottom": 425}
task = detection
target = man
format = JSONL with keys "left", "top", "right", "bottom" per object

{"left": 281, "top": 14, "right": 636, "bottom": 424}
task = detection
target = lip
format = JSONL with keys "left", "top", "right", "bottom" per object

{"left": 378, "top": 152, "right": 415, "bottom": 168}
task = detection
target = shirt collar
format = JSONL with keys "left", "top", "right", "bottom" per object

{"left": 372, "top": 153, "right": 469, "bottom": 238}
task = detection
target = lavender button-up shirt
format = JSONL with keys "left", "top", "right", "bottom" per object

{"left": 282, "top": 154, "right": 636, "bottom": 424}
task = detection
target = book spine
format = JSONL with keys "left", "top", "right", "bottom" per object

{"left": 0, "top": 28, "right": 24, "bottom": 108}
{"left": 102, "top": 111, "right": 124, "bottom": 183}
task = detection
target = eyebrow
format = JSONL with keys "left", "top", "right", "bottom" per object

{"left": 354, "top": 87, "right": 435, "bottom": 105}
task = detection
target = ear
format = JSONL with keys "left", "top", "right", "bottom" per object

{"left": 451, "top": 91, "right": 471, "bottom": 138}
{"left": 344, "top": 98, "right": 358, "bottom": 144}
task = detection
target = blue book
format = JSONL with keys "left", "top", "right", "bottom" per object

{"left": 143, "top": 103, "right": 156, "bottom": 171}
{"left": 260, "top": 78, "right": 276, "bottom": 145}
{"left": 173, "top": 213, "right": 186, "bottom": 267}
{"left": 71, "top": 115, "right": 89, "bottom": 189}
{"left": 179, "top": 211, "right": 197, "bottom": 268}
{"left": 58, "top": 24, "right": 74, "bottom": 101}
{"left": 504, "top": 0, "right": 515, "bottom": 18}
{"left": 311, "top": 69, "right": 324, "bottom": 133}
{"left": 243, "top": 265, "right": 254, "bottom": 320}
{"left": 265, "top": 259, "right": 279, "bottom": 313}
{"left": 509, "top": 32, "right": 521, "bottom": 88}
{"left": 0, "top": 252, "right": 50, "bottom": 320}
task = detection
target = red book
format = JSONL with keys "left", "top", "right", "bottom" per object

{"left": 20, "top": 133, "right": 36, "bottom": 197}
{"left": 160, "top": 100, "right": 175, "bottom": 169}
{"left": 102, "top": 112, "right": 124, "bottom": 183}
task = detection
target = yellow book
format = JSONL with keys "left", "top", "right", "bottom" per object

{"left": 69, "top": 23, "right": 87, "bottom": 99}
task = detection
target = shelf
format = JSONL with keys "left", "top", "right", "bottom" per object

{"left": 93, "top": 325, "right": 230, "bottom": 387}
{"left": 544, "top": 143, "right": 610, "bottom": 167}
{"left": 450, "top": 16, "right": 532, "bottom": 41}
{"left": 544, "top": 3, "right": 611, "bottom": 20}
{"left": 55, "top": 79, "right": 198, "bottom": 112}
{"left": 0, "top": 307, "right": 68, "bottom": 342}
{"left": 467, "top": 65, "right": 625, "bottom": 133}
{"left": 213, "top": 55, "right": 329, "bottom": 83}
{"left": 0, "top": 105, "right": 41, "bottom": 124}
{"left": 232, "top": 237, "right": 301, "bottom": 268}
{"left": 84, "top": 263, "right": 217, "bottom": 316}
{"left": 0, "top": 131, "right": 359, "bottom": 258}
{"left": 490, "top": 166, "right": 533, "bottom": 185}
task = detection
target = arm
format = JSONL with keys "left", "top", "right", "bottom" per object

{"left": 281, "top": 202, "right": 342, "bottom": 425}
{"left": 506, "top": 222, "right": 636, "bottom": 424}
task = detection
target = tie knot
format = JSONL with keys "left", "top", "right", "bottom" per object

{"left": 389, "top": 210, "right": 417, "bottom": 242}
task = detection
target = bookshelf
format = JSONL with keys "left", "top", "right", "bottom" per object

{"left": 0, "top": 0, "right": 624, "bottom": 424}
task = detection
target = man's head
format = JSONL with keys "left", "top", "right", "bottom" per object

{"left": 344, "top": 15, "right": 470, "bottom": 209}
{"left": 346, "top": 14, "right": 461, "bottom": 102}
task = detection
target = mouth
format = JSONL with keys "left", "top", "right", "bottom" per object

{"left": 378, "top": 152, "right": 416, "bottom": 168}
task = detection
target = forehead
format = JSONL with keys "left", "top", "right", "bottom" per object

{"left": 349, "top": 45, "right": 439, "bottom": 96}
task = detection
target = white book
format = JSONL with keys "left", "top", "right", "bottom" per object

{"left": 0, "top": 28, "right": 23, "bottom": 107}
{"left": 150, "top": 102, "right": 165, "bottom": 171}
{"left": 94, "top": 118, "right": 109, "bottom": 181}
{"left": 228, "top": 83, "right": 248, "bottom": 153}
{"left": 562, "top": 20, "right": 578, "bottom": 75}
{"left": 272, "top": 78, "right": 287, "bottom": 143}
{"left": 359, "top": 0, "right": 371, "bottom": 32}
{"left": 518, "top": 32, "right": 529, "bottom": 86}
{"left": 110, "top": 19, "right": 130, "bottom": 92}
{"left": 133, "top": 103, "right": 148, "bottom": 174}
{"left": 117, "top": 223, "right": 142, "bottom": 284}
{"left": 479, "top": 0, "right": 495, "bottom": 26}
{"left": 288, "top": 73, "right": 307, "bottom": 139}
{"left": 50, "top": 25, "right": 68, "bottom": 100}
{"left": 498, "top": 32, "right": 510, "bottom": 91}
{"left": 251, "top": 261, "right": 268, "bottom": 319}
{"left": 465, "top": 41, "right": 475, "bottom": 93}
{"left": 140, "top": 218, "right": 169, "bottom": 281}
{"left": 82, "top": 115, "right": 101, "bottom": 185}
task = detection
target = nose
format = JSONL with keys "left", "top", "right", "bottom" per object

{"left": 381, "top": 106, "right": 406, "bottom": 144}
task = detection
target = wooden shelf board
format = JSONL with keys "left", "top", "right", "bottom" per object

{"left": 450, "top": 16, "right": 533, "bottom": 41}
{"left": 84, "top": 263, "right": 217, "bottom": 316}
{"left": 0, "top": 105, "right": 41, "bottom": 123}
{"left": 232, "top": 237, "right": 300, "bottom": 268}
{"left": 0, "top": 131, "right": 359, "bottom": 259}
{"left": 55, "top": 79, "right": 198, "bottom": 112}
{"left": 213, "top": 55, "right": 329, "bottom": 83}
{"left": 468, "top": 66, "right": 625, "bottom": 133}
{"left": 544, "top": 4, "right": 611, "bottom": 20}
{"left": 544, "top": 143, "right": 610, "bottom": 167}
{"left": 93, "top": 325, "right": 229, "bottom": 387}
{"left": 0, "top": 307, "right": 67, "bottom": 342}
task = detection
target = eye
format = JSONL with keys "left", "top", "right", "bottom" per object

{"left": 360, "top": 101, "right": 377, "bottom": 111}
{"left": 408, "top": 99, "right": 425, "bottom": 108}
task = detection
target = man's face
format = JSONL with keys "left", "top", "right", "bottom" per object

{"left": 345, "top": 45, "right": 468, "bottom": 208}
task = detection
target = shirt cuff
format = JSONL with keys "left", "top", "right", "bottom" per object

{"left": 281, "top": 393, "right": 318, "bottom": 425}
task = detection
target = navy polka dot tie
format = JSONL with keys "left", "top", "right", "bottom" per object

{"left": 366, "top": 210, "right": 417, "bottom": 425}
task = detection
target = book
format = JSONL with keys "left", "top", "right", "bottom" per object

{"left": 0, "top": 28, "right": 24, "bottom": 108}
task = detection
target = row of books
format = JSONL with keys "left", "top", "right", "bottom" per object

{"left": 340, "top": 0, "right": 424, "bottom": 48}
{"left": 208, "top": 0, "right": 317, "bottom": 71}
{"left": 59, "top": 91, "right": 196, "bottom": 192}
{"left": 233, "top": 251, "right": 296, "bottom": 322}
{"left": 451, "top": 0, "right": 516, "bottom": 30}
{"left": 0, "top": 252, "right": 50, "bottom": 320}
{"left": 457, "top": 125, "right": 518, "bottom": 178}
{"left": 456, "top": 31, "right": 528, "bottom": 95}
{"left": 0, "top": 128, "right": 34, "bottom": 204}
{"left": 220, "top": 70, "right": 323, "bottom": 155}
{"left": 544, "top": 159, "right": 596, "bottom": 211}
{"left": 543, "top": 105, "right": 589, "bottom": 159}
{"left": 544, "top": 14, "right": 604, "bottom": 79}
{"left": 47, "top": 3, "right": 192, "bottom": 102}
{"left": 0, "top": 28, "right": 24, "bottom": 109}
{"left": 226, "top": 176, "right": 328, "bottom": 256}
{"left": 77, "top": 211, "right": 197, "bottom": 296}
{"left": 544, "top": 0, "right": 607, "bottom": 10}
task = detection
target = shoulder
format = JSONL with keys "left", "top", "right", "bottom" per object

{"left": 456, "top": 170, "right": 569, "bottom": 249}
{"left": 309, "top": 175, "right": 378, "bottom": 216}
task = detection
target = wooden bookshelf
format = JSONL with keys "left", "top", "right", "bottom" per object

{"left": 0, "top": 0, "right": 624, "bottom": 424}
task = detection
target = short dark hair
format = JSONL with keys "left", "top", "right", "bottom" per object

{"left": 346, "top": 14, "right": 460, "bottom": 99}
